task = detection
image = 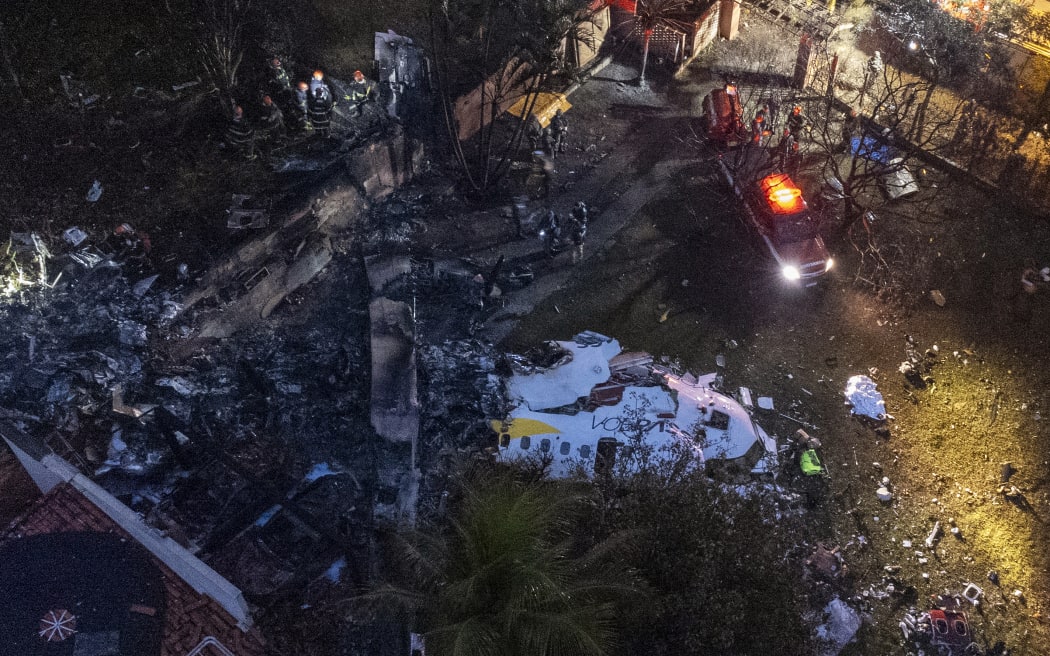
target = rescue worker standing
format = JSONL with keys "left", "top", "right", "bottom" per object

{"left": 347, "top": 70, "right": 375, "bottom": 116}
{"left": 570, "top": 201, "right": 588, "bottom": 265}
{"left": 308, "top": 86, "right": 334, "bottom": 137}
{"left": 294, "top": 81, "right": 312, "bottom": 131}
{"left": 786, "top": 105, "right": 807, "bottom": 138}
{"left": 225, "top": 105, "right": 256, "bottom": 159}
{"left": 258, "top": 95, "right": 285, "bottom": 142}
{"left": 310, "top": 70, "right": 331, "bottom": 99}
{"left": 542, "top": 209, "right": 563, "bottom": 257}
{"left": 268, "top": 57, "right": 292, "bottom": 98}
{"left": 751, "top": 109, "right": 770, "bottom": 147}
{"left": 541, "top": 127, "right": 557, "bottom": 160}
{"left": 550, "top": 109, "right": 568, "bottom": 155}
{"left": 525, "top": 114, "right": 543, "bottom": 152}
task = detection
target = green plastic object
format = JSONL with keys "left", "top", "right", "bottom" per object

{"left": 800, "top": 449, "right": 824, "bottom": 476}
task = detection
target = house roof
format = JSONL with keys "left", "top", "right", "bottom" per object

{"left": 1, "top": 482, "right": 267, "bottom": 656}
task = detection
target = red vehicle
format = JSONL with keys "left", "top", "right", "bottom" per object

{"left": 701, "top": 84, "right": 746, "bottom": 147}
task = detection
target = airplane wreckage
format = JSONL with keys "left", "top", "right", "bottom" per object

{"left": 490, "top": 332, "right": 778, "bottom": 478}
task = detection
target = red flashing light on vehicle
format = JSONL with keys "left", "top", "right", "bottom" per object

{"left": 760, "top": 174, "right": 805, "bottom": 214}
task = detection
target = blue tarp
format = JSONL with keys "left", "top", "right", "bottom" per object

{"left": 850, "top": 135, "right": 896, "bottom": 165}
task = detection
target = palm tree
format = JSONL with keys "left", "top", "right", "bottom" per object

{"left": 363, "top": 469, "right": 639, "bottom": 656}
{"left": 633, "top": 0, "right": 690, "bottom": 84}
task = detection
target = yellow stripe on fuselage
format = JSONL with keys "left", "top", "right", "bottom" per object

{"left": 489, "top": 417, "right": 563, "bottom": 439}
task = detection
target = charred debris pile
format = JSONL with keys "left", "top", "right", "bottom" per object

{"left": 0, "top": 176, "right": 514, "bottom": 613}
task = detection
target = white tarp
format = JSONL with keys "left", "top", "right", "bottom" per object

{"left": 816, "top": 597, "right": 861, "bottom": 655}
{"left": 844, "top": 375, "right": 886, "bottom": 420}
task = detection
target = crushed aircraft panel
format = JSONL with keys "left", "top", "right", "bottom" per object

{"left": 492, "top": 332, "right": 777, "bottom": 477}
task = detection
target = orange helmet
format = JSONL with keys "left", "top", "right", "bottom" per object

{"left": 263, "top": 95, "right": 273, "bottom": 106}
{"left": 353, "top": 70, "right": 364, "bottom": 81}
{"left": 271, "top": 57, "right": 281, "bottom": 67}
{"left": 792, "top": 105, "right": 802, "bottom": 114}
{"left": 313, "top": 70, "right": 324, "bottom": 80}
{"left": 297, "top": 81, "right": 308, "bottom": 91}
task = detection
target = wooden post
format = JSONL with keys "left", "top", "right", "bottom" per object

{"left": 792, "top": 34, "right": 813, "bottom": 89}
{"left": 826, "top": 52, "right": 839, "bottom": 99}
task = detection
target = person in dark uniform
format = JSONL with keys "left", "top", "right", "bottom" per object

{"left": 570, "top": 201, "right": 588, "bottom": 265}
{"left": 225, "top": 105, "right": 255, "bottom": 159}
{"left": 258, "top": 95, "right": 286, "bottom": 141}
{"left": 787, "top": 105, "right": 808, "bottom": 138}
{"left": 293, "top": 81, "right": 312, "bottom": 131}
{"left": 346, "top": 69, "right": 376, "bottom": 117}
{"left": 525, "top": 114, "right": 543, "bottom": 152}
{"left": 268, "top": 57, "right": 292, "bottom": 98}
{"left": 308, "top": 86, "right": 333, "bottom": 137}
{"left": 550, "top": 109, "right": 568, "bottom": 155}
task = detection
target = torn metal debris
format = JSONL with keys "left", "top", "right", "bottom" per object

{"left": 492, "top": 332, "right": 778, "bottom": 478}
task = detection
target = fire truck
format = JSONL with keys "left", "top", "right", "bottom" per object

{"left": 700, "top": 83, "right": 747, "bottom": 147}
{"left": 720, "top": 147, "right": 833, "bottom": 287}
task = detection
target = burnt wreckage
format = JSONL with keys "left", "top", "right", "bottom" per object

{"left": 0, "top": 117, "right": 513, "bottom": 650}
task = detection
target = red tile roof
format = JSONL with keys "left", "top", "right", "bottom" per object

{"left": 2, "top": 483, "right": 267, "bottom": 656}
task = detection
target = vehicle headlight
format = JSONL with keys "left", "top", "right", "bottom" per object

{"left": 782, "top": 265, "right": 801, "bottom": 281}
{"left": 825, "top": 258, "right": 834, "bottom": 272}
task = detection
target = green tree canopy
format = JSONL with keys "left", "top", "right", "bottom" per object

{"left": 367, "top": 468, "right": 640, "bottom": 656}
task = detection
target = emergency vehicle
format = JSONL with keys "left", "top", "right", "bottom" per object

{"left": 700, "top": 84, "right": 747, "bottom": 147}
{"left": 720, "top": 148, "right": 833, "bottom": 286}
{"left": 490, "top": 332, "right": 777, "bottom": 478}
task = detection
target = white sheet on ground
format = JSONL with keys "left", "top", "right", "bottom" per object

{"left": 816, "top": 597, "right": 861, "bottom": 656}
{"left": 844, "top": 375, "right": 886, "bottom": 420}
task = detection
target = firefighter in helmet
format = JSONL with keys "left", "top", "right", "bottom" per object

{"left": 346, "top": 69, "right": 375, "bottom": 116}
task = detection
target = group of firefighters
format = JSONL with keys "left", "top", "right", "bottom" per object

{"left": 748, "top": 102, "right": 810, "bottom": 176}
{"left": 525, "top": 109, "right": 570, "bottom": 159}
{"left": 225, "top": 57, "right": 378, "bottom": 158}
{"left": 745, "top": 99, "right": 860, "bottom": 177}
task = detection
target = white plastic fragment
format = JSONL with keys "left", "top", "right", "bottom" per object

{"left": 738, "top": 386, "right": 753, "bottom": 407}
{"left": 962, "top": 582, "right": 983, "bottom": 605}
{"left": 757, "top": 396, "right": 774, "bottom": 410}
{"left": 876, "top": 486, "right": 892, "bottom": 502}
{"left": 63, "top": 227, "right": 88, "bottom": 246}
{"left": 86, "top": 180, "right": 103, "bottom": 202}
{"left": 133, "top": 274, "right": 160, "bottom": 297}
{"left": 925, "top": 521, "right": 941, "bottom": 548}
